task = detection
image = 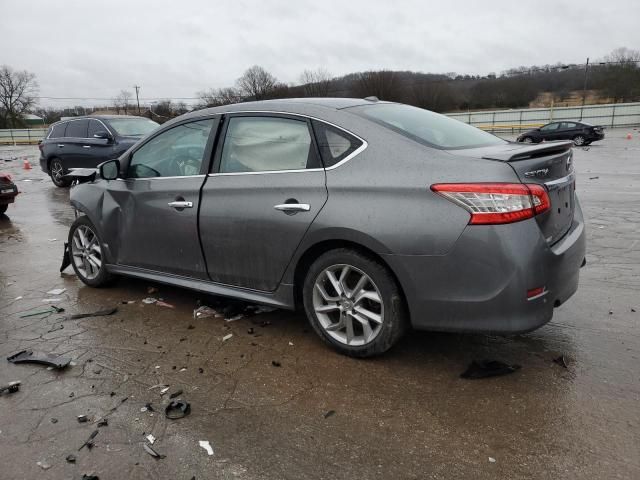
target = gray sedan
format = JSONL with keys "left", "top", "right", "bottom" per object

{"left": 66, "top": 98, "right": 586, "bottom": 357}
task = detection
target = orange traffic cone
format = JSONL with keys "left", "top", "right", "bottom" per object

{"left": 23, "top": 158, "right": 32, "bottom": 170}
{"left": 626, "top": 133, "right": 633, "bottom": 140}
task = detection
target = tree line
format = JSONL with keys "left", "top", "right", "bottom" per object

{"left": 1, "top": 47, "right": 639, "bottom": 128}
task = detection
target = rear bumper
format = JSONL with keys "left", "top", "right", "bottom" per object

{"left": 0, "top": 184, "right": 18, "bottom": 204}
{"left": 39, "top": 156, "right": 48, "bottom": 174}
{"left": 383, "top": 196, "right": 586, "bottom": 334}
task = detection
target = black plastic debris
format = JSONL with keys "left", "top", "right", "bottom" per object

{"left": 77, "top": 415, "right": 88, "bottom": 423}
{"left": 0, "top": 381, "right": 20, "bottom": 395}
{"left": 323, "top": 410, "right": 336, "bottom": 419}
{"left": 553, "top": 355, "right": 569, "bottom": 368}
{"left": 165, "top": 400, "right": 191, "bottom": 420}
{"left": 169, "top": 389, "right": 183, "bottom": 399}
{"left": 82, "top": 475, "right": 99, "bottom": 480}
{"left": 247, "top": 327, "right": 255, "bottom": 334}
{"left": 460, "top": 360, "right": 521, "bottom": 379}
{"left": 271, "top": 360, "right": 281, "bottom": 367}
{"left": 79, "top": 430, "right": 99, "bottom": 451}
{"left": 97, "top": 418, "right": 108, "bottom": 427}
{"left": 7, "top": 350, "right": 71, "bottom": 369}
{"left": 198, "top": 368, "right": 204, "bottom": 374}
{"left": 144, "top": 402, "right": 155, "bottom": 412}
{"left": 66, "top": 454, "right": 76, "bottom": 463}
{"left": 143, "top": 443, "right": 166, "bottom": 459}
{"left": 51, "top": 418, "right": 58, "bottom": 424}
{"left": 60, "top": 242, "right": 72, "bottom": 272}
{"left": 70, "top": 307, "right": 118, "bottom": 319}
{"left": 589, "top": 176, "right": 599, "bottom": 180}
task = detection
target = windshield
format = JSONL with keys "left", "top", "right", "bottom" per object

{"left": 107, "top": 118, "right": 159, "bottom": 137}
{"left": 350, "top": 103, "right": 506, "bottom": 149}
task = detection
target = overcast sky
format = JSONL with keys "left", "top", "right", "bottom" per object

{"left": 2, "top": 0, "right": 639, "bottom": 107}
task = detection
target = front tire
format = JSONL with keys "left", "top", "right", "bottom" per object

{"left": 50, "top": 158, "right": 71, "bottom": 187}
{"left": 573, "top": 135, "right": 586, "bottom": 146}
{"left": 68, "top": 216, "right": 114, "bottom": 287}
{"left": 302, "top": 248, "right": 407, "bottom": 357}
{"left": 521, "top": 136, "right": 534, "bottom": 144}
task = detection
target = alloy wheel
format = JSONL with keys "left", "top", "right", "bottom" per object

{"left": 51, "top": 160, "right": 64, "bottom": 182}
{"left": 573, "top": 135, "right": 585, "bottom": 146}
{"left": 312, "top": 264, "right": 384, "bottom": 346}
{"left": 523, "top": 137, "right": 533, "bottom": 143}
{"left": 71, "top": 225, "right": 103, "bottom": 280}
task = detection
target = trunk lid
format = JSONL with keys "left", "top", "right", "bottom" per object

{"left": 453, "top": 140, "right": 575, "bottom": 244}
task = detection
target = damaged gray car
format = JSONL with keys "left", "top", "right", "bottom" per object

{"left": 67, "top": 98, "right": 586, "bottom": 357}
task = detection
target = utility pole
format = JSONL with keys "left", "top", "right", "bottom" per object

{"left": 580, "top": 58, "right": 589, "bottom": 121}
{"left": 134, "top": 85, "right": 141, "bottom": 115}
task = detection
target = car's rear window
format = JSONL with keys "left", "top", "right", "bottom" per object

{"left": 107, "top": 118, "right": 159, "bottom": 137}
{"left": 350, "top": 103, "right": 506, "bottom": 149}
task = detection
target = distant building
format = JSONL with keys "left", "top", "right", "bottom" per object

{"left": 22, "top": 113, "right": 44, "bottom": 126}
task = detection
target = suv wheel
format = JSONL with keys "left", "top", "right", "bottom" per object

{"left": 573, "top": 135, "right": 586, "bottom": 146}
{"left": 68, "top": 216, "right": 114, "bottom": 287}
{"left": 50, "top": 158, "right": 71, "bottom": 187}
{"left": 302, "top": 248, "right": 407, "bottom": 357}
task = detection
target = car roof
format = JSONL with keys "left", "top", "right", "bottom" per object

{"left": 189, "top": 97, "right": 386, "bottom": 116}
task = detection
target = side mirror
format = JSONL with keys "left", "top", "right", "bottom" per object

{"left": 93, "top": 130, "right": 112, "bottom": 140}
{"left": 98, "top": 159, "right": 120, "bottom": 180}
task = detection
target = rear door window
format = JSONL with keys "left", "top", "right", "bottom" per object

{"left": 540, "top": 123, "right": 560, "bottom": 131}
{"left": 312, "top": 120, "right": 363, "bottom": 167}
{"left": 219, "top": 116, "right": 320, "bottom": 173}
{"left": 561, "top": 122, "right": 578, "bottom": 129}
{"left": 50, "top": 123, "right": 67, "bottom": 138}
{"left": 65, "top": 120, "right": 89, "bottom": 138}
{"left": 87, "top": 119, "right": 106, "bottom": 138}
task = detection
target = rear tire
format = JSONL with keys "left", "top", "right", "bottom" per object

{"left": 0, "top": 204, "right": 7, "bottom": 214}
{"left": 68, "top": 216, "right": 114, "bottom": 287}
{"left": 573, "top": 135, "right": 586, "bottom": 146}
{"left": 302, "top": 248, "right": 407, "bottom": 358}
{"left": 50, "top": 158, "right": 71, "bottom": 188}
{"left": 521, "top": 136, "right": 533, "bottom": 143}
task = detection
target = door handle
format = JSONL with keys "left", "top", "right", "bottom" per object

{"left": 274, "top": 203, "right": 310, "bottom": 212}
{"left": 57, "top": 144, "right": 65, "bottom": 148}
{"left": 82, "top": 145, "right": 91, "bottom": 149}
{"left": 168, "top": 201, "right": 193, "bottom": 209}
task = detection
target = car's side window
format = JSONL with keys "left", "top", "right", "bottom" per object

{"left": 50, "top": 122, "right": 67, "bottom": 139}
{"left": 219, "top": 116, "right": 319, "bottom": 173}
{"left": 312, "top": 120, "right": 363, "bottom": 167}
{"left": 540, "top": 123, "right": 559, "bottom": 132}
{"left": 563, "top": 122, "right": 577, "bottom": 129}
{"left": 127, "top": 119, "right": 214, "bottom": 179}
{"left": 65, "top": 120, "right": 88, "bottom": 138}
{"left": 87, "top": 120, "right": 105, "bottom": 138}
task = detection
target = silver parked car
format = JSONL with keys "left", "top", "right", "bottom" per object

{"left": 66, "top": 98, "right": 586, "bottom": 357}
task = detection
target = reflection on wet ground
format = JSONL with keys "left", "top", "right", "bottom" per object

{"left": 0, "top": 139, "right": 638, "bottom": 479}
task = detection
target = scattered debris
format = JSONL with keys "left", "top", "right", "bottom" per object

{"left": 160, "top": 387, "right": 170, "bottom": 395}
{"left": 42, "top": 298, "right": 63, "bottom": 302}
{"left": 92, "top": 368, "right": 102, "bottom": 374}
{"left": 187, "top": 324, "right": 195, "bottom": 330}
{"left": 553, "top": 355, "right": 569, "bottom": 368}
{"left": 60, "top": 242, "right": 71, "bottom": 272}
{"left": 226, "top": 314, "right": 244, "bottom": 322}
{"left": 169, "top": 389, "right": 183, "bottom": 399}
{"left": 65, "top": 454, "right": 76, "bottom": 463}
{"left": 78, "top": 430, "right": 99, "bottom": 451}
{"left": 222, "top": 334, "right": 233, "bottom": 342}
{"left": 247, "top": 327, "right": 254, "bottom": 334}
{"left": 199, "top": 440, "right": 214, "bottom": 456}
{"left": 146, "top": 434, "right": 156, "bottom": 444}
{"left": 19, "top": 306, "right": 64, "bottom": 318}
{"left": 323, "top": 410, "right": 336, "bottom": 419}
{"left": 7, "top": 350, "right": 71, "bottom": 369}
{"left": 142, "top": 297, "right": 157, "bottom": 304}
{"left": 46, "top": 288, "right": 66, "bottom": 296}
{"left": 632, "top": 308, "right": 636, "bottom": 313}
{"left": 147, "top": 287, "right": 158, "bottom": 294}
{"left": 46, "top": 324, "right": 64, "bottom": 333}
{"left": 121, "top": 300, "right": 136, "bottom": 304}
{"left": 589, "top": 176, "right": 599, "bottom": 180}
{"left": 143, "top": 443, "right": 165, "bottom": 459}
{"left": 155, "top": 300, "right": 174, "bottom": 308}
{"left": 179, "top": 367, "right": 187, "bottom": 372}
{"left": 271, "top": 360, "right": 281, "bottom": 367}
{"left": 47, "top": 238, "right": 57, "bottom": 242}
{"left": 77, "top": 415, "right": 88, "bottom": 423}
{"left": 36, "top": 461, "right": 51, "bottom": 470}
{"left": 489, "top": 457, "right": 496, "bottom": 463}
{"left": 288, "top": 341, "right": 294, "bottom": 346}
{"left": 0, "top": 381, "right": 20, "bottom": 395}
{"left": 70, "top": 307, "right": 117, "bottom": 319}
{"left": 193, "top": 306, "right": 220, "bottom": 319}
{"left": 51, "top": 418, "right": 58, "bottom": 424}
{"left": 165, "top": 400, "right": 191, "bottom": 419}
{"left": 460, "top": 360, "right": 521, "bottom": 379}
{"left": 97, "top": 418, "right": 108, "bottom": 427}
{"left": 82, "top": 475, "right": 99, "bottom": 480}
{"left": 14, "top": 296, "right": 22, "bottom": 301}
{"left": 198, "top": 368, "right": 204, "bottom": 374}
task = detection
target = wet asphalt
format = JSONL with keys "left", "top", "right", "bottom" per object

{"left": 0, "top": 131, "right": 638, "bottom": 479}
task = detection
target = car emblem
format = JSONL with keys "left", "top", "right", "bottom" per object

{"left": 524, "top": 168, "right": 549, "bottom": 178}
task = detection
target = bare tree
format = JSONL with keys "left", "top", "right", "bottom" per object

{"left": 196, "top": 87, "right": 242, "bottom": 108}
{"left": 351, "top": 70, "right": 402, "bottom": 101}
{"left": 599, "top": 47, "right": 640, "bottom": 102}
{"left": 0, "top": 65, "right": 39, "bottom": 128}
{"left": 299, "top": 68, "right": 332, "bottom": 97}
{"left": 236, "top": 65, "right": 277, "bottom": 100}
{"left": 113, "top": 90, "right": 133, "bottom": 114}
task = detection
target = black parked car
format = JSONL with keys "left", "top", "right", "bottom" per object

{"left": 517, "top": 121, "right": 604, "bottom": 146}
{"left": 39, "top": 115, "right": 159, "bottom": 187}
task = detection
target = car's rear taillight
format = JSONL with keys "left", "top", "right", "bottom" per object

{"left": 430, "top": 183, "right": 550, "bottom": 225}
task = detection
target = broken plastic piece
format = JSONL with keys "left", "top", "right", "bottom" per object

{"left": 97, "top": 418, "right": 108, "bottom": 427}
{"left": 460, "top": 360, "right": 521, "bottom": 379}
{"left": 70, "top": 307, "right": 117, "bottom": 319}
{"left": 155, "top": 300, "right": 174, "bottom": 308}
{"left": 142, "top": 297, "right": 157, "bottom": 304}
{"left": 169, "top": 389, "right": 183, "bottom": 399}
{"left": 7, "top": 350, "right": 71, "bottom": 369}
{"left": 553, "top": 355, "right": 568, "bottom": 368}
{"left": 77, "top": 415, "right": 88, "bottom": 423}
{"left": 160, "top": 386, "right": 170, "bottom": 395}
{"left": 193, "top": 305, "right": 219, "bottom": 319}
{"left": 82, "top": 475, "right": 99, "bottom": 480}
{"left": 165, "top": 400, "right": 191, "bottom": 419}
{"left": 222, "top": 334, "right": 233, "bottom": 342}
{"left": 143, "top": 443, "right": 166, "bottom": 459}
{"left": 36, "top": 461, "right": 51, "bottom": 470}
{"left": 19, "top": 306, "right": 64, "bottom": 318}
{"left": 146, "top": 434, "right": 156, "bottom": 444}
{"left": 47, "top": 288, "right": 66, "bottom": 296}
{"left": 60, "top": 242, "right": 71, "bottom": 272}
{"left": 271, "top": 360, "right": 281, "bottom": 367}
{"left": 0, "top": 381, "right": 20, "bottom": 395}
{"left": 66, "top": 454, "right": 76, "bottom": 463}
{"left": 199, "top": 440, "right": 214, "bottom": 456}
{"left": 323, "top": 410, "right": 336, "bottom": 419}
{"left": 79, "top": 430, "right": 99, "bottom": 451}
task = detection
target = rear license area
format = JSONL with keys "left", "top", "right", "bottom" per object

{"left": 1, "top": 188, "right": 15, "bottom": 194}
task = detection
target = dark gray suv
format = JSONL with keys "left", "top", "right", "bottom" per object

{"left": 66, "top": 98, "right": 586, "bottom": 357}
{"left": 39, "top": 115, "right": 159, "bottom": 187}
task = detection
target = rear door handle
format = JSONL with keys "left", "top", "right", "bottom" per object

{"left": 82, "top": 145, "right": 91, "bottom": 149}
{"left": 274, "top": 203, "right": 310, "bottom": 212}
{"left": 168, "top": 201, "right": 193, "bottom": 209}
{"left": 57, "top": 144, "right": 65, "bottom": 148}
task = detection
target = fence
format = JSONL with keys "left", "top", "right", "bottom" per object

{"left": 446, "top": 102, "right": 640, "bottom": 133}
{"left": 0, "top": 128, "right": 48, "bottom": 145}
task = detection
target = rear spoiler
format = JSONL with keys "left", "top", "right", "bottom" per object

{"left": 64, "top": 168, "right": 97, "bottom": 184}
{"left": 483, "top": 141, "right": 573, "bottom": 162}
